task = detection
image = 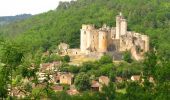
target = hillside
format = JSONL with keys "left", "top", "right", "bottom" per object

{"left": 0, "top": 14, "right": 32, "bottom": 25}
{"left": 0, "top": 0, "right": 170, "bottom": 55}
{"left": 0, "top": 0, "right": 170, "bottom": 99}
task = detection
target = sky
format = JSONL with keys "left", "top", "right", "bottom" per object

{"left": 0, "top": 0, "right": 72, "bottom": 16}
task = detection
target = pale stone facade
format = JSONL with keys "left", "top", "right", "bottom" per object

{"left": 59, "top": 73, "right": 73, "bottom": 85}
{"left": 80, "top": 13, "right": 149, "bottom": 60}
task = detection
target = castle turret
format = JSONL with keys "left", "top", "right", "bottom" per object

{"left": 80, "top": 28, "right": 87, "bottom": 53}
{"left": 98, "top": 31, "right": 107, "bottom": 52}
{"left": 116, "top": 12, "right": 127, "bottom": 39}
{"left": 141, "top": 35, "right": 149, "bottom": 52}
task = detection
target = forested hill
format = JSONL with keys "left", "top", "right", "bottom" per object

{"left": 0, "top": 0, "right": 170, "bottom": 57}
{"left": 0, "top": 14, "right": 32, "bottom": 25}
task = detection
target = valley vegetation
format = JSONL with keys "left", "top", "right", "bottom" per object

{"left": 0, "top": 0, "right": 169, "bottom": 99}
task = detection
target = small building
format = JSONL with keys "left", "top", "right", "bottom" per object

{"left": 11, "top": 87, "right": 26, "bottom": 98}
{"left": 131, "top": 75, "right": 141, "bottom": 81}
{"left": 91, "top": 80, "right": 100, "bottom": 91}
{"left": 59, "top": 73, "right": 74, "bottom": 85}
{"left": 52, "top": 85, "right": 63, "bottom": 92}
{"left": 115, "top": 76, "right": 123, "bottom": 83}
{"left": 40, "top": 63, "right": 54, "bottom": 73}
{"left": 99, "top": 76, "right": 110, "bottom": 91}
{"left": 149, "top": 76, "right": 155, "bottom": 83}
{"left": 58, "top": 43, "right": 70, "bottom": 54}
{"left": 67, "top": 89, "right": 79, "bottom": 95}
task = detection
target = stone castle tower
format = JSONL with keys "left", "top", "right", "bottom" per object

{"left": 80, "top": 13, "right": 149, "bottom": 60}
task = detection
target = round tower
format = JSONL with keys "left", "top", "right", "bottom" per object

{"left": 98, "top": 31, "right": 107, "bottom": 52}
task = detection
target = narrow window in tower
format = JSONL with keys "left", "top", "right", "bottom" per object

{"left": 84, "top": 31, "right": 86, "bottom": 35}
{"left": 103, "top": 36, "right": 104, "bottom": 39}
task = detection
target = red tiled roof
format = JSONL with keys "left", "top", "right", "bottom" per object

{"left": 131, "top": 75, "right": 140, "bottom": 81}
{"left": 91, "top": 80, "right": 100, "bottom": 88}
{"left": 116, "top": 77, "right": 123, "bottom": 82}
{"left": 67, "top": 89, "right": 79, "bottom": 95}
{"left": 52, "top": 85, "right": 63, "bottom": 91}
{"left": 99, "top": 76, "right": 110, "bottom": 84}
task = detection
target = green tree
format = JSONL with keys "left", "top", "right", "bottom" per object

{"left": 74, "top": 72, "right": 90, "bottom": 91}
{"left": 99, "top": 55, "right": 113, "bottom": 64}
{"left": 123, "top": 51, "right": 133, "bottom": 63}
{"left": 102, "top": 82, "right": 116, "bottom": 100}
{"left": 63, "top": 55, "right": 70, "bottom": 62}
{"left": 0, "top": 41, "right": 24, "bottom": 98}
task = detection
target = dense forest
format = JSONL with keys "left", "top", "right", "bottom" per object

{"left": 0, "top": 0, "right": 169, "bottom": 99}
{"left": 0, "top": 14, "right": 32, "bottom": 26}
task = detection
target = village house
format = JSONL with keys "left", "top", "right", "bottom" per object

{"left": 115, "top": 76, "right": 123, "bottom": 83}
{"left": 67, "top": 89, "right": 79, "bottom": 95}
{"left": 99, "top": 76, "right": 110, "bottom": 91}
{"left": 11, "top": 87, "right": 26, "bottom": 98}
{"left": 37, "top": 61, "right": 61, "bottom": 82}
{"left": 131, "top": 75, "right": 141, "bottom": 81}
{"left": 52, "top": 85, "right": 63, "bottom": 92}
{"left": 58, "top": 43, "right": 70, "bottom": 55}
{"left": 59, "top": 73, "right": 74, "bottom": 85}
{"left": 91, "top": 80, "right": 100, "bottom": 91}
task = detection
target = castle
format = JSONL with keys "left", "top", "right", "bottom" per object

{"left": 80, "top": 13, "right": 149, "bottom": 60}
{"left": 59, "top": 13, "right": 149, "bottom": 61}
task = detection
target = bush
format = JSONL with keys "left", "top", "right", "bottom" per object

{"left": 74, "top": 72, "right": 90, "bottom": 91}
{"left": 63, "top": 55, "right": 70, "bottom": 62}
{"left": 99, "top": 55, "right": 113, "bottom": 64}
{"left": 123, "top": 51, "right": 133, "bottom": 63}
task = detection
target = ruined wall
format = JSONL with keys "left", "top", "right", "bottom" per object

{"left": 141, "top": 35, "right": 149, "bottom": 52}
{"left": 90, "top": 30, "right": 99, "bottom": 52}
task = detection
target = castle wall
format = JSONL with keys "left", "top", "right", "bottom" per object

{"left": 90, "top": 30, "right": 99, "bottom": 51}
{"left": 116, "top": 16, "right": 121, "bottom": 39}
{"left": 80, "top": 29, "right": 87, "bottom": 53}
{"left": 120, "top": 19, "right": 127, "bottom": 36}
{"left": 141, "top": 35, "right": 149, "bottom": 52}
{"left": 79, "top": 13, "right": 149, "bottom": 61}
{"left": 98, "top": 31, "right": 107, "bottom": 52}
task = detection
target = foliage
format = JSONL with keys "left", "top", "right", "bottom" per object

{"left": 63, "top": 55, "right": 70, "bottom": 62}
{"left": 99, "top": 55, "right": 113, "bottom": 64}
{"left": 74, "top": 72, "right": 90, "bottom": 91}
{"left": 123, "top": 51, "right": 133, "bottom": 63}
{"left": 102, "top": 82, "right": 116, "bottom": 100}
{"left": 0, "top": 0, "right": 169, "bottom": 99}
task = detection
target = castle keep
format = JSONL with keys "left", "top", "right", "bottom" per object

{"left": 80, "top": 13, "right": 149, "bottom": 60}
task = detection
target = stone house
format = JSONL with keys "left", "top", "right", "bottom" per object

{"left": 67, "top": 89, "right": 79, "bottom": 95}
{"left": 99, "top": 76, "right": 110, "bottom": 91}
{"left": 59, "top": 73, "right": 74, "bottom": 85}
{"left": 58, "top": 43, "right": 70, "bottom": 54}
{"left": 52, "top": 85, "right": 63, "bottom": 92}
{"left": 91, "top": 80, "right": 100, "bottom": 91}
{"left": 131, "top": 75, "right": 141, "bottom": 81}
{"left": 115, "top": 76, "right": 123, "bottom": 83}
